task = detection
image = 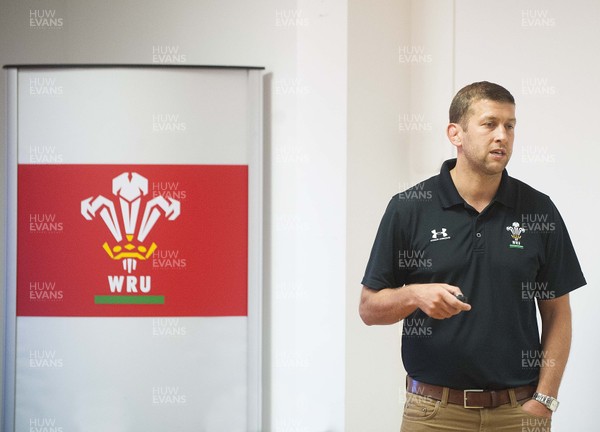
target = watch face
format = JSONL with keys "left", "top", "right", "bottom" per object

{"left": 549, "top": 399, "right": 559, "bottom": 411}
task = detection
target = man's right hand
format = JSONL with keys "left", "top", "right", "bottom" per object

{"left": 359, "top": 283, "right": 471, "bottom": 325}
{"left": 406, "top": 283, "right": 471, "bottom": 319}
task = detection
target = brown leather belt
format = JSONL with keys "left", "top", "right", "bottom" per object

{"left": 407, "top": 376, "right": 536, "bottom": 409}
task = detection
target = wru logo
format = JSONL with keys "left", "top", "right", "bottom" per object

{"left": 506, "top": 221, "right": 525, "bottom": 249}
{"left": 81, "top": 172, "right": 181, "bottom": 273}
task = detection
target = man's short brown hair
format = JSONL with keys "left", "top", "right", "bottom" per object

{"left": 449, "top": 81, "right": 515, "bottom": 128}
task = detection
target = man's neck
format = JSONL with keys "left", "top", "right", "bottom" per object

{"left": 449, "top": 159, "right": 503, "bottom": 213}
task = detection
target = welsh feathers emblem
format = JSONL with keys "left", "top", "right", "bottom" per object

{"left": 81, "top": 172, "right": 181, "bottom": 273}
{"left": 506, "top": 221, "right": 525, "bottom": 249}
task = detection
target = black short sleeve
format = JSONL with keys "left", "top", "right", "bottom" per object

{"left": 361, "top": 196, "right": 407, "bottom": 290}
{"left": 536, "top": 202, "right": 586, "bottom": 298}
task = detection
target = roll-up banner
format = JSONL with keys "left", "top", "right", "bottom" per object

{"left": 3, "top": 65, "right": 263, "bottom": 432}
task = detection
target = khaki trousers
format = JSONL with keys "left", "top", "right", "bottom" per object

{"left": 401, "top": 389, "right": 551, "bottom": 432}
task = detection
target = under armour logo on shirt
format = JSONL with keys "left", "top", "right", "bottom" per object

{"left": 430, "top": 228, "right": 451, "bottom": 242}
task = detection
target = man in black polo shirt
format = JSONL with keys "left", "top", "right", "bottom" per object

{"left": 360, "top": 81, "right": 586, "bottom": 432}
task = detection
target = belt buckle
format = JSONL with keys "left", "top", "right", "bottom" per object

{"left": 464, "top": 389, "right": 484, "bottom": 409}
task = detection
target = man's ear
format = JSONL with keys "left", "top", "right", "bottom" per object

{"left": 447, "top": 123, "right": 462, "bottom": 148}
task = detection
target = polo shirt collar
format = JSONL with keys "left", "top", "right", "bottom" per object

{"left": 438, "top": 159, "right": 516, "bottom": 209}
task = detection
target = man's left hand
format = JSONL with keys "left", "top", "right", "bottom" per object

{"left": 521, "top": 399, "right": 552, "bottom": 419}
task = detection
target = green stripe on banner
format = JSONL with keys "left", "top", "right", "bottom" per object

{"left": 94, "top": 295, "right": 165, "bottom": 305}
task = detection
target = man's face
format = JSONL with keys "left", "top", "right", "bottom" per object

{"left": 455, "top": 99, "right": 516, "bottom": 176}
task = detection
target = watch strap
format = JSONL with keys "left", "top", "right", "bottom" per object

{"left": 533, "top": 391, "right": 559, "bottom": 412}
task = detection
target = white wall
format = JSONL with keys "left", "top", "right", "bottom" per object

{"left": 346, "top": 1, "right": 410, "bottom": 430}
{"left": 406, "top": 0, "right": 456, "bottom": 181}
{"left": 0, "top": 1, "right": 347, "bottom": 431}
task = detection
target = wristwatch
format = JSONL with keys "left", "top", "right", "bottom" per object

{"left": 532, "top": 392, "right": 560, "bottom": 412}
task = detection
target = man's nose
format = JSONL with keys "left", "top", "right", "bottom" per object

{"left": 495, "top": 125, "right": 508, "bottom": 141}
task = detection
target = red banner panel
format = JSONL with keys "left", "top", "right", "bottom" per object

{"left": 18, "top": 164, "right": 248, "bottom": 317}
